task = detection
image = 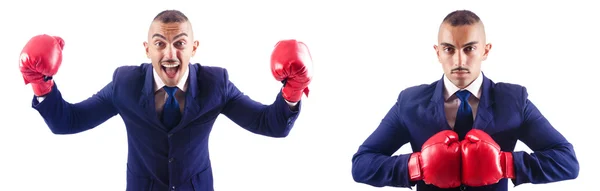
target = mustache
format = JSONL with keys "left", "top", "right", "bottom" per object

{"left": 451, "top": 67, "right": 469, "bottom": 73}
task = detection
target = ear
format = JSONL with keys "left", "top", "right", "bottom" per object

{"left": 191, "top": 40, "right": 199, "bottom": 56}
{"left": 143, "top": 42, "right": 150, "bottom": 59}
{"left": 433, "top": 44, "right": 442, "bottom": 62}
{"left": 482, "top": 43, "right": 492, "bottom": 61}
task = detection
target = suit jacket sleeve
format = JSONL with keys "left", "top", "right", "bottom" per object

{"left": 512, "top": 86, "right": 579, "bottom": 186}
{"left": 220, "top": 69, "right": 301, "bottom": 138}
{"left": 351, "top": 91, "right": 415, "bottom": 188}
{"left": 31, "top": 71, "right": 119, "bottom": 134}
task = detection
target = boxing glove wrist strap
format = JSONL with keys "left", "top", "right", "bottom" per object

{"left": 32, "top": 80, "right": 54, "bottom": 97}
{"left": 408, "top": 153, "right": 422, "bottom": 181}
{"left": 501, "top": 152, "right": 515, "bottom": 179}
{"left": 281, "top": 87, "right": 309, "bottom": 103}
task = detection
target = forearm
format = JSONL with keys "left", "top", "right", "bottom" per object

{"left": 32, "top": 83, "right": 117, "bottom": 134}
{"left": 351, "top": 150, "right": 414, "bottom": 188}
{"left": 248, "top": 92, "right": 300, "bottom": 137}
{"left": 33, "top": 84, "right": 78, "bottom": 134}
{"left": 511, "top": 142, "right": 579, "bottom": 186}
{"left": 224, "top": 91, "right": 301, "bottom": 138}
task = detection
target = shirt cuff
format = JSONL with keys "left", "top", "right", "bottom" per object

{"left": 285, "top": 100, "right": 298, "bottom": 107}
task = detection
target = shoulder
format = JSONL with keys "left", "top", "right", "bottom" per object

{"left": 396, "top": 81, "right": 438, "bottom": 103}
{"left": 194, "top": 64, "right": 228, "bottom": 79}
{"left": 112, "top": 63, "right": 149, "bottom": 82}
{"left": 191, "top": 63, "right": 231, "bottom": 84}
{"left": 190, "top": 63, "right": 235, "bottom": 98}
{"left": 486, "top": 79, "right": 531, "bottom": 111}
{"left": 107, "top": 64, "right": 150, "bottom": 100}
{"left": 489, "top": 80, "right": 529, "bottom": 101}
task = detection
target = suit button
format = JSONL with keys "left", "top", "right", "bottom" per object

{"left": 460, "top": 185, "right": 466, "bottom": 191}
{"left": 171, "top": 186, "right": 176, "bottom": 191}
{"left": 168, "top": 133, "right": 173, "bottom": 138}
{"left": 169, "top": 158, "right": 174, "bottom": 163}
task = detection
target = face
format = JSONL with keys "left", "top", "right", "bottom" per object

{"left": 434, "top": 22, "right": 491, "bottom": 89}
{"left": 144, "top": 21, "right": 199, "bottom": 87}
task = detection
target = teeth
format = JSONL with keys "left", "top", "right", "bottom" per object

{"left": 162, "top": 64, "right": 179, "bottom": 68}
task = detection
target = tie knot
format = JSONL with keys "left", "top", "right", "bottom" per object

{"left": 163, "top": 86, "right": 178, "bottom": 97}
{"left": 455, "top": 90, "right": 471, "bottom": 102}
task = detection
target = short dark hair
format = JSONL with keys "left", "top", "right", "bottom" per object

{"left": 442, "top": 10, "right": 481, "bottom": 26}
{"left": 153, "top": 10, "right": 189, "bottom": 23}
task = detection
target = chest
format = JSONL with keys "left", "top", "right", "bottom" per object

{"left": 113, "top": 85, "right": 226, "bottom": 134}
{"left": 403, "top": 103, "right": 522, "bottom": 152}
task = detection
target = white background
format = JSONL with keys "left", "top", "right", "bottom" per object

{"left": 0, "top": 0, "right": 598, "bottom": 190}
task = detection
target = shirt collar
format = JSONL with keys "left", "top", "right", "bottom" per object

{"left": 153, "top": 64, "right": 190, "bottom": 92}
{"left": 443, "top": 71, "right": 483, "bottom": 101}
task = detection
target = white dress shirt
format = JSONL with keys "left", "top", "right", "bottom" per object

{"left": 443, "top": 72, "right": 483, "bottom": 129}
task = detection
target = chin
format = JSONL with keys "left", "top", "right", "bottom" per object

{"left": 455, "top": 78, "right": 477, "bottom": 88}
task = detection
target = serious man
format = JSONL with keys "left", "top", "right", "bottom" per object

{"left": 19, "top": 10, "right": 312, "bottom": 190}
{"left": 351, "top": 10, "right": 578, "bottom": 191}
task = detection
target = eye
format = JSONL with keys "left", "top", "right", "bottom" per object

{"left": 444, "top": 47, "right": 455, "bottom": 52}
{"left": 154, "top": 41, "right": 165, "bottom": 47}
{"left": 174, "top": 41, "right": 185, "bottom": 47}
{"left": 464, "top": 46, "right": 475, "bottom": 52}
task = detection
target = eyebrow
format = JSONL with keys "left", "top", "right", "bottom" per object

{"left": 440, "top": 41, "right": 479, "bottom": 48}
{"left": 152, "top": 33, "right": 188, "bottom": 40}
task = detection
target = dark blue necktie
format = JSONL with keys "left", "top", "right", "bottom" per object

{"left": 454, "top": 90, "right": 473, "bottom": 140}
{"left": 161, "top": 87, "right": 182, "bottom": 129}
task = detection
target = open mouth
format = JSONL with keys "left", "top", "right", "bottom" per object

{"left": 161, "top": 63, "right": 181, "bottom": 79}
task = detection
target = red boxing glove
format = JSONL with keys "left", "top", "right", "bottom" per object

{"left": 19, "top": 34, "right": 65, "bottom": 96}
{"left": 270, "top": 39, "right": 313, "bottom": 102}
{"left": 408, "top": 130, "right": 461, "bottom": 188}
{"left": 461, "top": 129, "right": 515, "bottom": 187}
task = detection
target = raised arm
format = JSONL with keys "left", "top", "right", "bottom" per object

{"left": 20, "top": 34, "right": 118, "bottom": 134}
{"left": 221, "top": 39, "right": 313, "bottom": 138}
{"left": 220, "top": 70, "right": 300, "bottom": 138}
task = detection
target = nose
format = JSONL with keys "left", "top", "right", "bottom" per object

{"left": 164, "top": 45, "right": 177, "bottom": 60}
{"left": 453, "top": 51, "right": 467, "bottom": 67}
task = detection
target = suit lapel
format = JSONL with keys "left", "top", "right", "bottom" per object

{"left": 170, "top": 64, "right": 202, "bottom": 133}
{"left": 473, "top": 73, "right": 495, "bottom": 131}
{"left": 138, "top": 64, "right": 169, "bottom": 131}
{"left": 426, "top": 75, "right": 452, "bottom": 131}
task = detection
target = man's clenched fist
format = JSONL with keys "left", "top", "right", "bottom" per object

{"left": 461, "top": 129, "right": 515, "bottom": 187}
{"left": 409, "top": 130, "right": 462, "bottom": 188}
{"left": 270, "top": 39, "right": 313, "bottom": 103}
{"left": 19, "top": 34, "right": 65, "bottom": 96}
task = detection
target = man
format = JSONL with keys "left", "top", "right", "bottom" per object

{"left": 19, "top": 10, "right": 313, "bottom": 191}
{"left": 351, "top": 10, "right": 579, "bottom": 191}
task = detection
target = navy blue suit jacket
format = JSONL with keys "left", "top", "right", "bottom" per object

{"left": 351, "top": 74, "right": 579, "bottom": 191}
{"left": 32, "top": 63, "right": 302, "bottom": 191}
